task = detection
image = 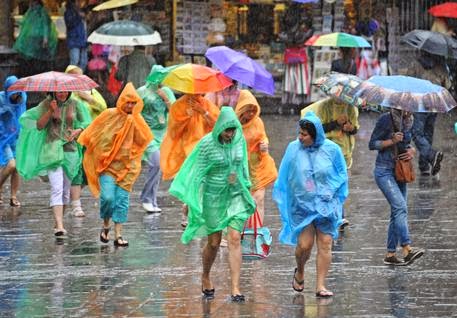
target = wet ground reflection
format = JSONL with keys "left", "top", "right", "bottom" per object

{"left": 1, "top": 112, "right": 457, "bottom": 317}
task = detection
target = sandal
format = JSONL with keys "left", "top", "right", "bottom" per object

{"left": 10, "top": 197, "right": 21, "bottom": 207}
{"left": 315, "top": 289, "right": 334, "bottom": 298}
{"left": 292, "top": 268, "right": 304, "bottom": 292}
{"left": 54, "top": 228, "right": 67, "bottom": 237}
{"left": 201, "top": 286, "right": 215, "bottom": 299}
{"left": 72, "top": 206, "right": 85, "bottom": 217}
{"left": 100, "top": 227, "right": 110, "bottom": 243}
{"left": 231, "top": 294, "right": 245, "bottom": 302}
{"left": 114, "top": 236, "right": 129, "bottom": 247}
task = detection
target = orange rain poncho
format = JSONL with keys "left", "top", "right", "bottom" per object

{"left": 235, "top": 90, "right": 277, "bottom": 191}
{"left": 160, "top": 94, "right": 220, "bottom": 180}
{"left": 78, "top": 83, "right": 153, "bottom": 197}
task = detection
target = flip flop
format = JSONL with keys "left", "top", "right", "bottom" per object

{"left": 315, "top": 289, "right": 334, "bottom": 298}
{"left": 10, "top": 198, "right": 21, "bottom": 207}
{"left": 292, "top": 268, "right": 304, "bottom": 292}
{"left": 114, "top": 237, "right": 129, "bottom": 247}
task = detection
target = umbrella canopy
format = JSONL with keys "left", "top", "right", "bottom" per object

{"left": 401, "top": 29, "right": 457, "bottom": 59}
{"left": 313, "top": 72, "right": 364, "bottom": 107}
{"left": 305, "top": 32, "right": 371, "bottom": 48}
{"left": 92, "top": 0, "right": 138, "bottom": 11}
{"left": 349, "top": 75, "right": 457, "bottom": 113}
{"left": 7, "top": 71, "right": 98, "bottom": 92}
{"left": 292, "top": 0, "right": 319, "bottom": 3}
{"left": 161, "top": 63, "right": 232, "bottom": 94}
{"left": 88, "top": 20, "right": 161, "bottom": 46}
{"left": 205, "top": 46, "right": 275, "bottom": 95}
{"left": 428, "top": 2, "right": 457, "bottom": 18}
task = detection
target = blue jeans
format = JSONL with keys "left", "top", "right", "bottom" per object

{"left": 140, "top": 150, "right": 161, "bottom": 207}
{"left": 69, "top": 47, "right": 88, "bottom": 72}
{"left": 99, "top": 174, "right": 130, "bottom": 223}
{"left": 412, "top": 113, "right": 437, "bottom": 172}
{"left": 374, "top": 166, "right": 411, "bottom": 252}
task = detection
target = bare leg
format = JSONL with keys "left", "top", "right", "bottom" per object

{"left": 0, "top": 160, "right": 15, "bottom": 189}
{"left": 53, "top": 205, "right": 65, "bottom": 231}
{"left": 10, "top": 169, "right": 20, "bottom": 200}
{"left": 202, "top": 231, "right": 222, "bottom": 291}
{"left": 70, "top": 185, "right": 85, "bottom": 217}
{"left": 315, "top": 229, "right": 333, "bottom": 293}
{"left": 227, "top": 227, "right": 242, "bottom": 295}
{"left": 252, "top": 188, "right": 266, "bottom": 224}
{"left": 294, "top": 225, "right": 315, "bottom": 290}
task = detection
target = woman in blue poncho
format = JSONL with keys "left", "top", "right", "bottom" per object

{"left": 0, "top": 76, "right": 27, "bottom": 206}
{"left": 273, "top": 111, "right": 348, "bottom": 298}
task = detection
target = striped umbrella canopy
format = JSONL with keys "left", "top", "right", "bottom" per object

{"left": 7, "top": 71, "right": 98, "bottom": 92}
{"left": 88, "top": 20, "right": 161, "bottom": 46}
{"left": 348, "top": 75, "right": 457, "bottom": 113}
{"left": 162, "top": 64, "right": 232, "bottom": 94}
{"left": 305, "top": 32, "right": 371, "bottom": 48}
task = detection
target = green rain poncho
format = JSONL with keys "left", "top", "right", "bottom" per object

{"left": 137, "top": 84, "right": 176, "bottom": 159}
{"left": 16, "top": 96, "right": 91, "bottom": 180}
{"left": 13, "top": 3, "right": 58, "bottom": 61}
{"left": 170, "top": 107, "right": 256, "bottom": 244}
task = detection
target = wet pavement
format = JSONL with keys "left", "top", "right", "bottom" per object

{"left": 1, "top": 111, "right": 457, "bottom": 317}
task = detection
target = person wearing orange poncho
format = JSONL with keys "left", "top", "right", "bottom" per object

{"left": 160, "top": 94, "right": 219, "bottom": 226}
{"left": 235, "top": 90, "right": 277, "bottom": 224}
{"left": 78, "top": 83, "right": 153, "bottom": 247}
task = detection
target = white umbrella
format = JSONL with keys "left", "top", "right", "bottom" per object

{"left": 92, "top": 0, "right": 138, "bottom": 11}
{"left": 87, "top": 20, "right": 161, "bottom": 46}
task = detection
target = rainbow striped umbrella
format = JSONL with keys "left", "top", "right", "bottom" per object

{"left": 305, "top": 32, "right": 371, "bottom": 48}
{"left": 161, "top": 63, "right": 232, "bottom": 94}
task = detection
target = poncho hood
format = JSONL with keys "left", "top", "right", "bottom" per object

{"left": 212, "top": 106, "right": 243, "bottom": 146}
{"left": 234, "top": 90, "right": 260, "bottom": 127}
{"left": 300, "top": 111, "right": 326, "bottom": 148}
{"left": 4, "top": 76, "right": 26, "bottom": 104}
{"left": 116, "top": 82, "right": 144, "bottom": 115}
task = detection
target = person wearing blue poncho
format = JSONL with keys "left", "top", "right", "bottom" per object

{"left": 0, "top": 76, "right": 27, "bottom": 207}
{"left": 273, "top": 111, "right": 348, "bottom": 298}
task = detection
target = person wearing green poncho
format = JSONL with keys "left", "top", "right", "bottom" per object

{"left": 169, "top": 107, "right": 255, "bottom": 302}
{"left": 16, "top": 91, "right": 91, "bottom": 237}
{"left": 14, "top": 0, "right": 58, "bottom": 73}
{"left": 137, "top": 65, "right": 176, "bottom": 213}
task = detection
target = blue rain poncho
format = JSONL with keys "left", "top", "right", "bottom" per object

{"left": 170, "top": 107, "right": 256, "bottom": 244}
{"left": 273, "top": 111, "right": 348, "bottom": 243}
{"left": 0, "top": 76, "right": 27, "bottom": 166}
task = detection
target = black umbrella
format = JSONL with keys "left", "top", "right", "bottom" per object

{"left": 401, "top": 29, "right": 457, "bottom": 59}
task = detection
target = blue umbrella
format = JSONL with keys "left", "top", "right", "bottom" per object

{"left": 205, "top": 46, "right": 275, "bottom": 95}
{"left": 292, "top": 0, "right": 319, "bottom": 3}
{"left": 349, "top": 75, "right": 457, "bottom": 113}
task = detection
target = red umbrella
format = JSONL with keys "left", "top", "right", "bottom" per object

{"left": 7, "top": 71, "right": 99, "bottom": 92}
{"left": 428, "top": 2, "right": 457, "bottom": 18}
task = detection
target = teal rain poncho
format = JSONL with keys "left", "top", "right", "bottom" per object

{"left": 273, "top": 111, "right": 348, "bottom": 243}
{"left": 0, "top": 76, "right": 27, "bottom": 166}
{"left": 13, "top": 3, "right": 58, "bottom": 61}
{"left": 16, "top": 96, "right": 91, "bottom": 180}
{"left": 170, "top": 107, "right": 256, "bottom": 244}
{"left": 137, "top": 84, "right": 176, "bottom": 159}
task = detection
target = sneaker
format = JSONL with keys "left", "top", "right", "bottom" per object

{"left": 151, "top": 206, "right": 162, "bottom": 214}
{"left": 431, "top": 151, "right": 443, "bottom": 176}
{"left": 339, "top": 218, "right": 349, "bottom": 231}
{"left": 383, "top": 255, "right": 405, "bottom": 266}
{"left": 142, "top": 202, "right": 154, "bottom": 213}
{"left": 72, "top": 206, "right": 85, "bottom": 217}
{"left": 403, "top": 248, "right": 424, "bottom": 265}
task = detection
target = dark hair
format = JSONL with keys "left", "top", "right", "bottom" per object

{"left": 298, "top": 119, "right": 316, "bottom": 141}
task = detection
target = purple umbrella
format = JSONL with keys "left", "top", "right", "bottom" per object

{"left": 205, "top": 46, "right": 275, "bottom": 95}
